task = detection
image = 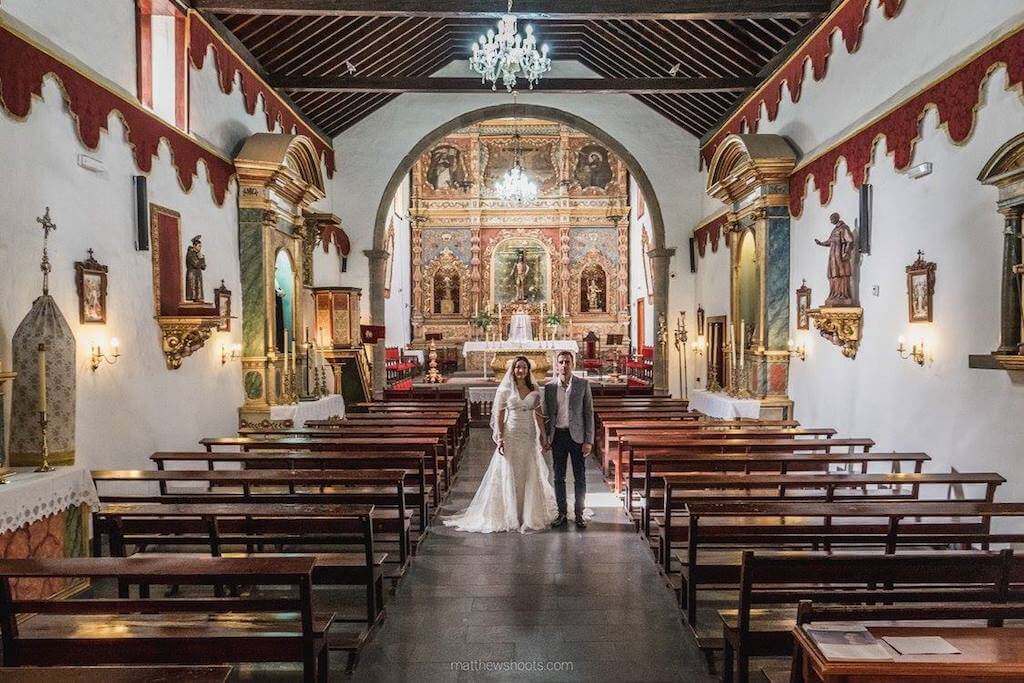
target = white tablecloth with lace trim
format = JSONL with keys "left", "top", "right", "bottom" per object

{"left": 0, "top": 466, "right": 99, "bottom": 535}
{"left": 270, "top": 394, "right": 346, "bottom": 426}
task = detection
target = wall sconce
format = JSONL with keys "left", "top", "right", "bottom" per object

{"left": 787, "top": 338, "right": 806, "bottom": 362}
{"left": 897, "top": 336, "right": 926, "bottom": 365}
{"left": 691, "top": 335, "right": 706, "bottom": 357}
{"left": 221, "top": 342, "right": 242, "bottom": 365}
{"left": 91, "top": 338, "right": 121, "bottom": 371}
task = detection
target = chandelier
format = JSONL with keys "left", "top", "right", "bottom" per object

{"left": 495, "top": 131, "right": 537, "bottom": 203}
{"left": 469, "top": 0, "right": 551, "bottom": 91}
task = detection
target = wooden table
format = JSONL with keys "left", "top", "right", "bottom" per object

{"left": 793, "top": 625, "right": 1024, "bottom": 681}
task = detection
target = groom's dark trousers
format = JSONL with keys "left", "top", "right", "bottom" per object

{"left": 552, "top": 428, "right": 586, "bottom": 518}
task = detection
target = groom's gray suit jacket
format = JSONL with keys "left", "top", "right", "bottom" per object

{"left": 543, "top": 375, "right": 595, "bottom": 445}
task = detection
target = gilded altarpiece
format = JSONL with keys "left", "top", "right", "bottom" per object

{"left": 410, "top": 119, "right": 630, "bottom": 359}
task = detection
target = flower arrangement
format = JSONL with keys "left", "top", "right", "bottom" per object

{"left": 472, "top": 311, "right": 496, "bottom": 329}
{"left": 543, "top": 312, "right": 564, "bottom": 327}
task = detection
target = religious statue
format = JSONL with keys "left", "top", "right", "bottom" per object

{"left": 185, "top": 235, "right": 206, "bottom": 302}
{"left": 508, "top": 249, "right": 530, "bottom": 301}
{"left": 442, "top": 274, "right": 455, "bottom": 303}
{"left": 814, "top": 213, "right": 856, "bottom": 306}
{"left": 586, "top": 277, "right": 601, "bottom": 311}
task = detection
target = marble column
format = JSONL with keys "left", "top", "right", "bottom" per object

{"left": 365, "top": 248, "right": 390, "bottom": 395}
{"left": 997, "top": 207, "right": 1022, "bottom": 355}
{"left": 648, "top": 246, "right": 676, "bottom": 395}
{"left": 238, "top": 208, "right": 272, "bottom": 413}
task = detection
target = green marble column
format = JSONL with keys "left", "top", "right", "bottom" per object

{"left": 997, "top": 208, "right": 1022, "bottom": 354}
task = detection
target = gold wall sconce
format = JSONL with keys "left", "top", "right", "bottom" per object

{"left": 221, "top": 342, "right": 243, "bottom": 365}
{"left": 91, "top": 338, "right": 121, "bottom": 371}
{"left": 897, "top": 336, "right": 927, "bottom": 365}
{"left": 787, "top": 338, "right": 807, "bottom": 362}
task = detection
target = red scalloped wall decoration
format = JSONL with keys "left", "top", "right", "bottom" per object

{"left": 188, "top": 14, "right": 336, "bottom": 178}
{"left": 693, "top": 212, "right": 729, "bottom": 257}
{"left": 790, "top": 25, "right": 1024, "bottom": 216}
{"left": 0, "top": 25, "right": 234, "bottom": 205}
{"left": 701, "top": 0, "right": 906, "bottom": 168}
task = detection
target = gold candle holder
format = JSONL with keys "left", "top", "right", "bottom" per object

{"left": 36, "top": 411, "right": 55, "bottom": 472}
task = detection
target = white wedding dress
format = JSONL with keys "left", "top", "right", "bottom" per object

{"left": 443, "top": 383, "right": 558, "bottom": 534}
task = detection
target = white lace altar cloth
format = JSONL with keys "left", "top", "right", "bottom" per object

{"left": 461, "top": 340, "right": 579, "bottom": 356}
{"left": 0, "top": 466, "right": 99, "bottom": 535}
{"left": 507, "top": 313, "right": 534, "bottom": 342}
{"left": 270, "top": 394, "right": 346, "bottom": 426}
{"left": 689, "top": 390, "right": 761, "bottom": 419}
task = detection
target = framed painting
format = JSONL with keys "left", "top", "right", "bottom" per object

{"left": 795, "top": 280, "right": 811, "bottom": 330}
{"left": 75, "top": 249, "right": 108, "bottom": 324}
{"left": 906, "top": 251, "right": 936, "bottom": 323}
{"left": 214, "top": 280, "right": 232, "bottom": 332}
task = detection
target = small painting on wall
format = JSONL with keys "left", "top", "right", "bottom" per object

{"left": 795, "top": 280, "right": 811, "bottom": 330}
{"left": 75, "top": 249, "right": 108, "bottom": 324}
{"left": 906, "top": 251, "right": 936, "bottom": 323}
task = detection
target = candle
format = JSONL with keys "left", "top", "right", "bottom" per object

{"left": 474, "top": 300, "right": 478, "bottom": 317}
{"left": 291, "top": 341, "right": 297, "bottom": 374}
{"left": 284, "top": 329, "right": 289, "bottom": 370}
{"left": 739, "top": 320, "right": 745, "bottom": 371}
{"left": 37, "top": 342, "right": 46, "bottom": 413}
{"left": 304, "top": 327, "right": 309, "bottom": 345}
{"left": 729, "top": 323, "right": 736, "bottom": 368}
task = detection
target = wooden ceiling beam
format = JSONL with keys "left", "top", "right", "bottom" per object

{"left": 272, "top": 75, "right": 757, "bottom": 93}
{"left": 196, "top": 1, "right": 831, "bottom": 21}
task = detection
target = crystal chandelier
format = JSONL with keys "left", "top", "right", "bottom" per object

{"left": 470, "top": 0, "right": 552, "bottom": 91}
{"left": 495, "top": 130, "right": 537, "bottom": 203}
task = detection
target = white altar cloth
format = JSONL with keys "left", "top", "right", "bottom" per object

{"left": 507, "top": 313, "right": 534, "bottom": 342}
{"left": 689, "top": 389, "right": 761, "bottom": 419}
{"left": 461, "top": 340, "right": 579, "bottom": 356}
{"left": 270, "top": 393, "right": 346, "bottom": 425}
{"left": 0, "top": 466, "right": 99, "bottom": 534}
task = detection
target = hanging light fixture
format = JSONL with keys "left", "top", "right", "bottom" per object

{"left": 495, "top": 100, "right": 538, "bottom": 203}
{"left": 470, "top": 0, "right": 551, "bottom": 92}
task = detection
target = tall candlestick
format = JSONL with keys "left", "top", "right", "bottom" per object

{"left": 37, "top": 342, "right": 46, "bottom": 413}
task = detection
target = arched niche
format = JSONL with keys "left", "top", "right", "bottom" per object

{"left": 705, "top": 134, "right": 797, "bottom": 411}
{"left": 367, "top": 104, "right": 674, "bottom": 395}
{"left": 971, "top": 132, "right": 1024, "bottom": 369}
{"left": 234, "top": 134, "right": 326, "bottom": 427}
{"left": 489, "top": 236, "right": 550, "bottom": 305}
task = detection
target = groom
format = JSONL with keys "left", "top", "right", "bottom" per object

{"left": 544, "top": 351, "right": 594, "bottom": 529}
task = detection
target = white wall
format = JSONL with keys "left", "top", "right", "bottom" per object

{"left": 696, "top": 2, "right": 1024, "bottom": 510}
{"left": 330, "top": 60, "right": 703, "bottom": 392}
{"left": 384, "top": 175, "right": 412, "bottom": 349}
{"left": 627, "top": 178, "right": 655, "bottom": 352}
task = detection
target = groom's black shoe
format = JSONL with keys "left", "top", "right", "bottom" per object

{"left": 551, "top": 513, "right": 568, "bottom": 528}
{"left": 574, "top": 515, "right": 588, "bottom": 529}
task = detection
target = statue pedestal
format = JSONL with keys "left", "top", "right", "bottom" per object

{"left": 440, "top": 300, "right": 455, "bottom": 315}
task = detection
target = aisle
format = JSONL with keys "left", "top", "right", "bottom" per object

{"left": 347, "top": 428, "right": 712, "bottom": 682}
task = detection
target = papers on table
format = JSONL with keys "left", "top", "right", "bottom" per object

{"left": 805, "top": 624, "right": 894, "bottom": 662}
{"left": 882, "top": 636, "right": 961, "bottom": 655}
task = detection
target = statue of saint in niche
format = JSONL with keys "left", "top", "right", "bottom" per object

{"left": 814, "top": 213, "right": 856, "bottom": 306}
{"left": 434, "top": 270, "right": 460, "bottom": 315}
{"left": 185, "top": 235, "right": 206, "bottom": 302}
{"left": 507, "top": 250, "right": 531, "bottom": 302}
{"left": 573, "top": 144, "right": 613, "bottom": 190}
{"left": 425, "top": 145, "right": 467, "bottom": 191}
{"left": 587, "top": 277, "right": 601, "bottom": 311}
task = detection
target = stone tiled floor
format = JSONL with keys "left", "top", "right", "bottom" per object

{"left": 344, "top": 427, "right": 713, "bottom": 682}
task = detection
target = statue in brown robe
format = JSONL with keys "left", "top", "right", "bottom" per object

{"left": 815, "top": 213, "right": 856, "bottom": 306}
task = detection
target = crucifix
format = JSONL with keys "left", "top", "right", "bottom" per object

{"left": 36, "top": 207, "right": 57, "bottom": 296}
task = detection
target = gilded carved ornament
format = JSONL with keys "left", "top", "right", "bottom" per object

{"left": 806, "top": 307, "right": 863, "bottom": 359}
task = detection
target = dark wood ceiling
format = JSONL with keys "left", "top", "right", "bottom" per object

{"left": 197, "top": 2, "right": 830, "bottom": 139}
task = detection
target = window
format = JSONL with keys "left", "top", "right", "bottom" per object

{"left": 136, "top": 0, "right": 188, "bottom": 129}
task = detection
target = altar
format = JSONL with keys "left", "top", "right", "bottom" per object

{"left": 462, "top": 340, "right": 580, "bottom": 381}
{"left": 269, "top": 393, "right": 345, "bottom": 426}
{"left": 689, "top": 389, "right": 762, "bottom": 419}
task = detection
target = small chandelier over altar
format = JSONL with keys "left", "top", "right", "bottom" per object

{"left": 469, "top": 0, "right": 551, "bottom": 92}
{"left": 495, "top": 133, "right": 538, "bottom": 203}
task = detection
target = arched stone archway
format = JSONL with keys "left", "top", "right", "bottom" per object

{"left": 365, "top": 104, "right": 675, "bottom": 393}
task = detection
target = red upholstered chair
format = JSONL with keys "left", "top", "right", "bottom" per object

{"left": 582, "top": 331, "right": 603, "bottom": 373}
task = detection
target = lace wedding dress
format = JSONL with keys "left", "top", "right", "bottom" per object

{"left": 443, "top": 376, "right": 558, "bottom": 534}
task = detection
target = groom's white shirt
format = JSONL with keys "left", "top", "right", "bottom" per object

{"left": 555, "top": 377, "right": 571, "bottom": 428}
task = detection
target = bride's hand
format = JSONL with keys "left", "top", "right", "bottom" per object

{"left": 497, "top": 439, "right": 506, "bottom": 455}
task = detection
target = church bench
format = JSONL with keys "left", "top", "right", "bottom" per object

{"left": 0, "top": 556, "right": 332, "bottom": 682}
{"left": 151, "top": 451, "right": 430, "bottom": 528}
{"left": 612, "top": 427, "right": 836, "bottom": 496}
{"left": 722, "top": 550, "right": 1015, "bottom": 682}
{"left": 304, "top": 415, "right": 463, "bottom": 459}
{"left": 624, "top": 440, "right": 880, "bottom": 517}
{"left": 653, "top": 470, "right": 1005, "bottom": 574}
{"left": 91, "top": 469, "right": 414, "bottom": 570}
{"left": 349, "top": 404, "right": 469, "bottom": 448}
{"left": 0, "top": 665, "right": 234, "bottom": 682}
{"left": 94, "top": 502, "right": 385, "bottom": 626}
{"left": 199, "top": 436, "right": 446, "bottom": 506}
{"left": 678, "top": 500, "right": 1024, "bottom": 628}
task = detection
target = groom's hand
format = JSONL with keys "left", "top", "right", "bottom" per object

{"left": 582, "top": 442, "right": 593, "bottom": 456}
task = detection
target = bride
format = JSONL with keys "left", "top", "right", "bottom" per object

{"left": 443, "top": 356, "right": 558, "bottom": 533}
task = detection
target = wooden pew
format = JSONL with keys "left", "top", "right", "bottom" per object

{"left": 0, "top": 666, "right": 234, "bottom": 682}
{"left": 0, "top": 556, "right": 331, "bottom": 681}
{"left": 346, "top": 405, "right": 469, "bottom": 452}
{"left": 722, "top": 550, "right": 1015, "bottom": 682}
{"left": 94, "top": 502, "right": 384, "bottom": 627}
{"left": 304, "top": 415, "right": 463, "bottom": 459}
{"left": 92, "top": 469, "right": 414, "bottom": 570}
{"left": 654, "top": 470, "right": 1005, "bottom": 573}
{"left": 150, "top": 451, "right": 430, "bottom": 528}
{"left": 199, "top": 436, "right": 446, "bottom": 506}
{"left": 678, "top": 500, "right": 1024, "bottom": 628}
